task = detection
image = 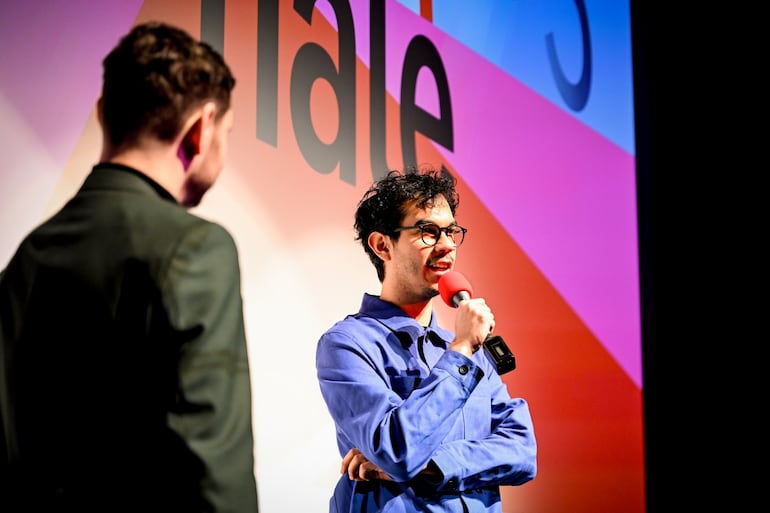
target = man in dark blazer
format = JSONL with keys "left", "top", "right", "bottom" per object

{"left": 0, "top": 22, "right": 259, "bottom": 512}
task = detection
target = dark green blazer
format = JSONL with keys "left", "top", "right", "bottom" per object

{"left": 0, "top": 163, "right": 258, "bottom": 512}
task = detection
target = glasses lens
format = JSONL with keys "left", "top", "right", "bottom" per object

{"left": 420, "top": 224, "right": 441, "bottom": 245}
{"left": 450, "top": 226, "right": 465, "bottom": 246}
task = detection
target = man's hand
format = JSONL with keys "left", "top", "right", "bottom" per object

{"left": 341, "top": 448, "right": 393, "bottom": 481}
{"left": 449, "top": 297, "right": 495, "bottom": 357}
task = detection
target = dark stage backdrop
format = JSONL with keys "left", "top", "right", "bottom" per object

{"left": 0, "top": 1, "right": 644, "bottom": 512}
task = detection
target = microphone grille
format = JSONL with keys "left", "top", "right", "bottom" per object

{"left": 438, "top": 271, "right": 474, "bottom": 306}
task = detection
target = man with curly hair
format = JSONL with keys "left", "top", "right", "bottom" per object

{"left": 316, "top": 167, "right": 537, "bottom": 512}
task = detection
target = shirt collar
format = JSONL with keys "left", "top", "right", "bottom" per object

{"left": 358, "top": 293, "right": 454, "bottom": 346}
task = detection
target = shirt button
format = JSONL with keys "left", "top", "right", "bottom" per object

{"left": 458, "top": 365, "right": 469, "bottom": 375}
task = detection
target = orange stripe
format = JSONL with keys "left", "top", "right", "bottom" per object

{"left": 420, "top": 0, "right": 433, "bottom": 22}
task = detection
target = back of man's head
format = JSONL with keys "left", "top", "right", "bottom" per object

{"left": 99, "top": 21, "right": 236, "bottom": 152}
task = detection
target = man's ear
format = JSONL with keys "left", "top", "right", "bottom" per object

{"left": 368, "top": 232, "right": 391, "bottom": 261}
{"left": 180, "top": 118, "right": 201, "bottom": 163}
{"left": 177, "top": 102, "right": 216, "bottom": 169}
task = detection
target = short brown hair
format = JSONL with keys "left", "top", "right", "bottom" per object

{"left": 100, "top": 21, "right": 236, "bottom": 150}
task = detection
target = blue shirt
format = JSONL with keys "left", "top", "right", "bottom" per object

{"left": 316, "top": 293, "right": 537, "bottom": 512}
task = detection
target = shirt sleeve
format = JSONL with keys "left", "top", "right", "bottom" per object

{"left": 429, "top": 370, "right": 538, "bottom": 491}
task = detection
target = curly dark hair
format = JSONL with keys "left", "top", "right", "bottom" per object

{"left": 100, "top": 21, "right": 236, "bottom": 151}
{"left": 354, "top": 166, "right": 460, "bottom": 281}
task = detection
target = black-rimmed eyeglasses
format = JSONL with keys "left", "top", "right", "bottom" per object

{"left": 393, "top": 223, "right": 467, "bottom": 247}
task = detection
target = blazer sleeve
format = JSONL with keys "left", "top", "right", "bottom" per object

{"left": 160, "top": 220, "right": 258, "bottom": 513}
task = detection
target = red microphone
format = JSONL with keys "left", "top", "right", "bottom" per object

{"left": 437, "top": 270, "right": 516, "bottom": 374}
{"left": 438, "top": 270, "right": 474, "bottom": 307}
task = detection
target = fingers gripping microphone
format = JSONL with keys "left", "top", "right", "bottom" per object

{"left": 438, "top": 271, "right": 517, "bottom": 375}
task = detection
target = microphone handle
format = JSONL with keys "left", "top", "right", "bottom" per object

{"left": 451, "top": 290, "right": 471, "bottom": 307}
